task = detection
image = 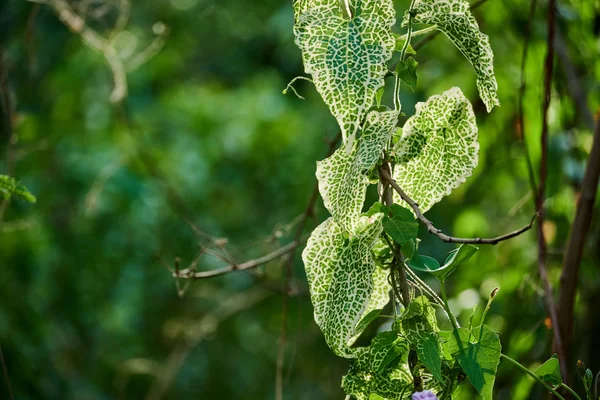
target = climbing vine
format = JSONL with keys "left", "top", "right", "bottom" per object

{"left": 291, "top": 0, "right": 591, "bottom": 398}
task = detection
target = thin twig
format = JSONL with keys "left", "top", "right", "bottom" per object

{"left": 557, "top": 112, "right": 600, "bottom": 365}
{"left": 535, "top": 0, "right": 568, "bottom": 382}
{"left": 379, "top": 168, "right": 538, "bottom": 245}
{"left": 172, "top": 240, "right": 303, "bottom": 280}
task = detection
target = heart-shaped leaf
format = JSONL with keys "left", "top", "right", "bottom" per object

{"left": 534, "top": 354, "right": 562, "bottom": 387}
{"left": 383, "top": 204, "right": 419, "bottom": 245}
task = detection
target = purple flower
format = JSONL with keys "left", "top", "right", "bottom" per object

{"left": 412, "top": 390, "right": 439, "bottom": 400}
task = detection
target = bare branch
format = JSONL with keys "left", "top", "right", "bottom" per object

{"left": 379, "top": 168, "right": 538, "bottom": 245}
{"left": 535, "top": 0, "right": 568, "bottom": 381}
{"left": 172, "top": 240, "right": 303, "bottom": 280}
{"left": 31, "top": 0, "right": 166, "bottom": 103}
{"left": 557, "top": 112, "right": 600, "bottom": 368}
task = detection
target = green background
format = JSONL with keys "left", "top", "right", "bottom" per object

{"left": 1, "top": 0, "right": 599, "bottom": 398}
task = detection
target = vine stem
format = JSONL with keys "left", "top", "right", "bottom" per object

{"left": 560, "top": 383, "right": 583, "bottom": 400}
{"left": 394, "top": 0, "right": 417, "bottom": 110}
{"left": 440, "top": 283, "right": 460, "bottom": 332}
{"left": 379, "top": 168, "right": 538, "bottom": 245}
{"left": 397, "top": 25, "right": 437, "bottom": 41}
{"left": 499, "top": 354, "right": 567, "bottom": 400}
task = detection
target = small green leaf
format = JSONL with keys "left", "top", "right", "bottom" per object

{"left": 400, "top": 239, "right": 416, "bottom": 260}
{"left": 394, "top": 34, "right": 417, "bottom": 55}
{"left": 354, "top": 309, "right": 383, "bottom": 337}
{"left": 407, "top": 254, "right": 441, "bottom": 275}
{"left": 0, "top": 175, "right": 36, "bottom": 203}
{"left": 369, "top": 331, "right": 407, "bottom": 373}
{"left": 383, "top": 204, "right": 419, "bottom": 245}
{"left": 407, "top": 244, "right": 477, "bottom": 282}
{"left": 418, "top": 332, "right": 443, "bottom": 382}
{"left": 447, "top": 325, "right": 502, "bottom": 400}
{"left": 342, "top": 334, "right": 413, "bottom": 400}
{"left": 534, "top": 355, "right": 562, "bottom": 387}
{"left": 395, "top": 57, "right": 418, "bottom": 90}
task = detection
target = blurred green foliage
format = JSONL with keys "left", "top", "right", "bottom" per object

{"left": 0, "top": 0, "right": 599, "bottom": 399}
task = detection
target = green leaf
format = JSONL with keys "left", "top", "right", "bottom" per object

{"left": 393, "top": 87, "right": 478, "bottom": 213}
{"left": 393, "top": 296, "right": 438, "bottom": 342}
{"left": 294, "top": 0, "right": 397, "bottom": 151}
{"left": 408, "top": 254, "right": 440, "bottom": 275}
{"left": 351, "top": 266, "right": 392, "bottom": 344}
{"left": 534, "top": 355, "right": 562, "bottom": 387}
{"left": 395, "top": 57, "right": 418, "bottom": 90}
{"left": 383, "top": 204, "right": 419, "bottom": 245}
{"left": 403, "top": 0, "right": 500, "bottom": 111}
{"left": 408, "top": 245, "right": 477, "bottom": 282}
{"left": 302, "top": 216, "right": 387, "bottom": 356}
{"left": 0, "top": 175, "right": 36, "bottom": 203}
{"left": 392, "top": 296, "right": 443, "bottom": 382}
{"left": 418, "top": 332, "right": 444, "bottom": 382}
{"left": 393, "top": 34, "right": 417, "bottom": 55}
{"left": 446, "top": 326, "right": 502, "bottom": 400}
{"left": 317, "top": 110, "right": 399, "bottom": 233}
{"left": 400, "top": 238, "right": 417, "bottom": 260}
{"left": 342, "top": 334, "right": 413, "bottom": 400}
{"left": 369, "top": 331, "right": 408, "bottom": 373}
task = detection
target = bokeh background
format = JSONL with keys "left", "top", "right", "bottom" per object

{"left": 0, "top": 0, "right": 599, "bottom": 399}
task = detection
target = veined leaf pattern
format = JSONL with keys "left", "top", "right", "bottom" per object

{"left": 404, "top": 0, "right": 500, "bottom": 111}
{"left": 301, "top": 214, "right": 385, "bottom": 357}
{"left": 342, "top": 333, "right": 413, "bottom": 400}
{"left": 393, "top": 87, "right": 478, "bottom": 213}
{"left": 294, "top": 0, "right": 396, "bottom": 151}
{"left": 317, "top": 109, "right": 399, "bottom": 233}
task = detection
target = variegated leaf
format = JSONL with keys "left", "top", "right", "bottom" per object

{"left": 301, "top": 215, "right": 384, "bottom": 357}
{"left": 342, "top": 333, "right": 413, "bottom": 400}
{"left": 393, "top": 87, "right": 478, "bottom": 213}
{"left": 404, "top": 0, "right": 500, "bottom": 111}
{"left": 294, "top": 0, "right": 396, "bottom": 151}
{"left": 317, "top": 109, "right": 399, "bottom": 233}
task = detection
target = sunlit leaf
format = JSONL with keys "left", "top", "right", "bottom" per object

{"left": 404, "top": 0, "right": 500, "bottom": 111}
{"left": 418, "top": 333, "right": 444, "bottom": 382}
{"left": 0, "top": 175, "right": 37, "bottom": 203}
{"left": 357, "top": 109, "right": 400, "bottom": 170}
{"left": 393, "top": 296, "right": 443, "bottom": 382}
{"left": 534, "top": 354, "right": 562, "bottom": 387}
{"left": 393, "top": 87, "right": 478, "bottom": 213}
{"left": 342, "top": 333, "right": 413, "bottom": 399}
{"left": 317, "top": 110, "right": 399, "bottom": 233}
{"left": 395, "top": 57, "right": 419, "bottom": 90}
{"left": 351, "top": 265, "right": 392, "bottom": 344}
{"left": 446, "top": 326, "right": 501, "bottom": 400}
{"left": 302, "top": 215, "right": 385, "bottom": 356}
{"left": 294, "top": 0, "right": 396, "bottom": 151}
